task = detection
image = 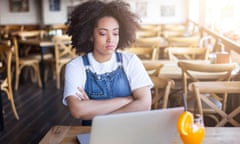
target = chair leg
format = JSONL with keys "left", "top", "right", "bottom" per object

{"left": 8, "top": 92, "right": 19, "bottom": 120}
{"left": 1, "top": 87, "right": 19, "bottom": 120}
{"left": 56, "top": 69, "right": 60, "bottom": 89}
{"left": 14, "top": 68, "right": 20, "bottom": 90}
{"left": 33, "top": 64, "right": 42, "bottom": 88}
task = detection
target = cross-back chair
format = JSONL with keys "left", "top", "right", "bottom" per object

{"left": 167, "top": 35, "right": 200, "bottom": 47}
{"left": 125, "top": 37, "right": 161, "bottom": 60}
{"left": 0, "top": 44, "right": 19, "bottom": 119}
{"left": 178, "top": 61, "right": 237, "bottom": 125}
{"left": 52, "top": 35, "right": 76, "bottom": 89}
{"left": 189, "top": 81, "right": 240, "bottom": 127}
{"left": 17, "top": 30, "right": 54, "bottom": 82}
{"left": 165, "top": 47, "right": 209, "bottom": 60}
{"left": 143, "top": 62, "right": 175, "bottom": 109}
{"left": 17, "top": 30, "right": 50, "bottom": 55}
{"left": 12, "top": 37, "right": 42, "bottom": 90}
{"left": 124, "top": 47, "right": 158, "bottom": 60}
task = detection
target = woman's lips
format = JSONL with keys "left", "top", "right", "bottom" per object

{"left": 106, "top": 45, "right": 115, "bottom": 50}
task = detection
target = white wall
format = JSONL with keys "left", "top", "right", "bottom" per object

{"left": 41, "top": 0, "right": 71, "bottom": 25}
{"left": 0, "top": 0, "right": 187, "bottom": 25}
{"left": 129, "top": 0, "right": 187, "bottom": 24}
{"left": 0, "top": 0, "right": 40, "bottom": 25}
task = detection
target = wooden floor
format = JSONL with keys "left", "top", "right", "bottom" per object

{"left": 0, "top": 79, "right": 80, "bottom": 144}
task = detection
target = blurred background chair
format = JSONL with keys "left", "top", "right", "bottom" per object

{"left": 189, "top": 81, "right": 240, "bottom": 127}
{"left": 143, "top": 62, "right": 175, "bottom": 109}
{"left": 124, "top": 36, "right": 163, "bottom": 60}
{"left": 178, "top": 61, "right": 237, "bottom": 125}
{"left": 52, "top": 35, "right": 76, "bottom": 89}
{"left": 123, "top": 46, "right": 158, "bottom": 60}
{"left": 12, "top": 37, "right": 42, "bottom": 90}
{"left": 17, "top": 30, "right": 54, "bottom": 82}
{"left": 0, "top": 43, "right": 19, "bottom": 120}
{"left": 165, "top": 47, "right": 209, "bottom": 61}
{"left": 167, "top": 35, "right": 200, "bottom": 47}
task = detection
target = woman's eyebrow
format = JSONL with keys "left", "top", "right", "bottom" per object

{"left": 97, "top": 27, "right": 119, "bottom": 31}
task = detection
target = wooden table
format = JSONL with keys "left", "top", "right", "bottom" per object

{"left": 18, "top": 38, "right": 54, "bottom": 88}
{"left": 39, "top": 125, "right": 240, "bottom": 144}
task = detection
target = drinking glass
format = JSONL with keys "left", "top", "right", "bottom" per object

{"left": 178, "top": 112, "right": 205, "bottom": 144}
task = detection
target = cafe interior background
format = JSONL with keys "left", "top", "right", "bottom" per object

{"left": 0, "top": 0, "right": 240, "bottom": 143}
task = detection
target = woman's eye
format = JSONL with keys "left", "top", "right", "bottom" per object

{"left": 113, "top": 32, "right": 119, "bottom": 36}
{"left": 99, "top": 32, "right": 106, "bottom": 36}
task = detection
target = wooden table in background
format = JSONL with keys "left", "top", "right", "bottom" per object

{"left": 39, "top": 125, "right": 240, "bottom": 144}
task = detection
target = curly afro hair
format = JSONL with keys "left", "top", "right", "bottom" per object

{"left": 67, "top": 0, "right": 140, "bottom": 54}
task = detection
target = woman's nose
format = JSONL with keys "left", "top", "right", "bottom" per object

{"left": 107, "top": 34, "right": 113, "bottom": 42}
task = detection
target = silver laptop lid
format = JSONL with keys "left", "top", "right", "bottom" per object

{"left": 89, "top": 107, "right": 184, "bottom": 144}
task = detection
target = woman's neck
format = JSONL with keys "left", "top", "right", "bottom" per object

{"left": 92, "top": 52, "right": 113, "bottom": 63}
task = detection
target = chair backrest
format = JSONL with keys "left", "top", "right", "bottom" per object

{"left": 166, "top": 47, "right": 209, "bottom": 60}
{"left": 143, "top": 62, "right": 175, "bottom": 109}
{"left": 52, "top": 35, "right": 76, "bottom": 63}
{"left": 126, "top": 37, "right": 162, "bottom": 60}
{"left": 136, "top": 30, "right": 159, "bottom": 38}
{"left": 143, "top": 62, "right": 163, "bottom": 76}
{"left": 167, "top": 35, "right": 200, "bottom": 47}
{"left": 124, "top": 46, "right": 158, "bottom": 60}
{"left": 133, "top": 36, "right": 162, "bottom": 48}
{"left": 178, "top": 61, "right": 237, "bottom": 96}
{"left": 17, "top": 30, "right": 46, "bottom": 40}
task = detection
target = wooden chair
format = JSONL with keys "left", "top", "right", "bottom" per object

{"left": 17, "top": 30, "right": 49, "bottom": 56}
{"left": 165, "top": 47, "right": 209, "bottom": 60}
{"left": 136, "top": 29, "right": 160, "bottom": 38}
{"left": 12, "top": 37, "right": 42, "bottom": 90}
{"left": 178, "top": 61, "right": 237, "bottom": 125}
{"left": 124, "top": 47, "right": 158, "bottom": 60}
{"left": 125, "top": 36, "right": 162, "bottom": 60}
{"left": 189, "top": 81, "right": 240, "bottom": 127}
{"left": 162, "top": 24, "right": 186, "bottom": 38}
{"left": 0, "top": 44, "right": 19, "bottom": 119}
{"left": 143, "top": 62, "right": 175, "bottom": 109}
{"left": 52, "top": 35, "right": 76, "bottom": 89}
{"left": 17, "top": 30, "right": 54, "bottom": 81}
{"left": 167, "top": 35, "right": 200, "bottom": 47}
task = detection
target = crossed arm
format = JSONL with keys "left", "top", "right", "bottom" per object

{"left": 66, "top": 86, "right": 152, "bottom": 120}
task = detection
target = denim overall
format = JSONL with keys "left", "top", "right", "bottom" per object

{"left": 82, "top": 52, "right": 131, "bottom": 125}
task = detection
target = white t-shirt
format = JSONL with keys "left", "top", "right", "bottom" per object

{"left": 63, "top": 52, "right": 153, "bottom": 105}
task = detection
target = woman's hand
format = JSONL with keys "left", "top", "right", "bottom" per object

{"left": 75, "top": 87, "right": 89, "bottom": 100}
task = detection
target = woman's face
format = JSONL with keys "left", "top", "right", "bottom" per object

{"left": 92, "top": 16, "right": 119, "bottom": 61}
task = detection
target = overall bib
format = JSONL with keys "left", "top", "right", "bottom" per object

{"left": 82, "top": 52, "right": 131, "bottom": 125}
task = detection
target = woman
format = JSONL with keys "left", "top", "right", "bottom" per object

{"left": 63, "top": 0, "right": 153, "bottom": 125}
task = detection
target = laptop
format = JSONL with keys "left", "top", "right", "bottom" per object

{"left": 77, "top": 107, "right": 184, "bottom": 144}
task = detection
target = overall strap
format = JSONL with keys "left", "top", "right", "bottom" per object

{"left": 82, "top": 54, "right": 90, "bottom": 66}
{"left": 116, "top": 52, "right": 123, "bottom": 65}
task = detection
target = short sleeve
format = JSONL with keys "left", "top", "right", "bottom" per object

{"left": 122, "top": 53, "right": 153, "bottom": 91}
{"left": 63, "top": 57, "right": 86, "bottom": 105}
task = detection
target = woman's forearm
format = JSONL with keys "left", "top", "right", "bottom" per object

{"left": 110, "top": 86, "right": 152, "bottom": 114}
{"left": 67, "top": 96, "right": 133, "bottom": 120}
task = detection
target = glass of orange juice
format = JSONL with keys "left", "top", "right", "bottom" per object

{"left": 177, "top": 111, "right": 205, "bottom": 144}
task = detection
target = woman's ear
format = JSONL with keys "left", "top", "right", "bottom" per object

{"left": 90, "top": 36, "right": 93, "bottom": 42}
